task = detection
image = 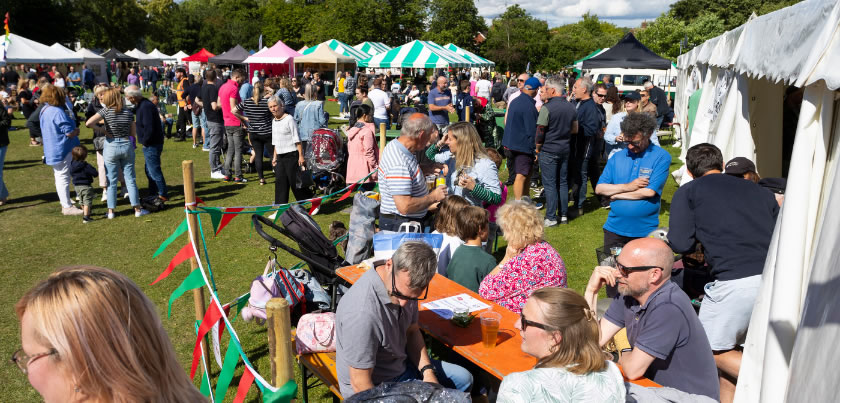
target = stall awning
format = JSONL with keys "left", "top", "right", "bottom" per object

{"left": 359, "top": 40, "right": 470, "bottom": 68}
{"left": 302, "top": 39, "right": 371, "bottom": 62}
{"left": 353, "top": 42, "right": 393, "bottom": 57}
{"left": 582, "top": 33, "right": 672, "bottom": 70}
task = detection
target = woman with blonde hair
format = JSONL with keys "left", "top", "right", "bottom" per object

{"left": 478, "top": 199, "right": 567, "bottom": 313}
{"left": 39, "top": 84, "right": 82, "bottom": 215}
{"left": 497, "top": 287, "right": 625, "bottom": 401}
{"left": 86, "top": 87, "right": 148, "bottom": 218}
{"left": 426, "top": 121, "right": 501, "bottom": 207}
{"left": 14, "top": 266, "right": 205, "bottom": 402}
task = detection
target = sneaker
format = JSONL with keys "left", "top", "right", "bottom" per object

{"left": 101, "top": 192, "right": 107, "bottom": 202}
{"left": 559, "top": 216, "right": 568, "bottom": 225}
{"left": 233, "top": 177, "right": 248, "bottom": 183}
{"left": 62, "top": 206, "right": 84, "bottom": 216}
{"left": 223, "top": 176, "right": 232, "bottom": 182}
{"left": 543, "top": 218, "right": 558, "bottom": 228}
{"left": 106, "top": 212, "right": 115, "bottom": 219}
{"left": 203, "top": 146, "right": 210, "bottom": 152}
{"left": 210, "top": 171, "right": 226, "bottom": 179}
{"left": 82, "top": 216, "right": 94, "bottom": 223}
{"left": 534, "top": 202, "right": 544, "bottom": 210}
{"left": 192, "top": 143, "right": 199, "bottom": 148}
{"left": 135, "top": 209, "right": 150, "bottom": 217}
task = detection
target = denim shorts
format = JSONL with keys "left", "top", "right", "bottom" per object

{"left": 698, "top": 274, "right": 762, "bottom": 350}
{"left": 191, "top": 109, "right": 207, "bottom": 131}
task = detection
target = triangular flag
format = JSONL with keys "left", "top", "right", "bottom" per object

{"left": 336, "top": 183, "right": 357, "bottom": 202}
{"left": 272, "top": 205, "right": 290, "bottom": 224}
{"left": 167, "top": 268, "right": 206, "bottom": 317}
{"left": 251, "top": 206, "right": 274, "bottom": 228}
{"left": 151, "top": 242, "right": 193, "bottom": 285}
{"left": 201, "top": 207, "right": 223, "bottom": 235}
{"left": 196, "top": 196, "right": 205, "bottom": 205}
{"left": 216, "top": 207, "right": 244, "bottom": 235}
{"left": 308, "top": 198, "right": 321, "bottom": 215}
{"left": 214, "top": 336, "right": 242, "bottom": 403}
{"left": 152, "top": 218, "right": 188, "bottom": 259}
{"left": 233, "top": 366, "right": 255, "bottom": 403}
{"left": 199, "top": 366, "right": 212, "bottom": 396}
{"left": 191, "top": 302, "right": 222, "bottom": 379}
{"left": 217, "top": 303, "right": 232, "bottom": 341}
{"left": 261, "top": 380, "right": 297, "bottom": 403}
{"left": 234, "top": 293, "right": 250, "bottom": 317}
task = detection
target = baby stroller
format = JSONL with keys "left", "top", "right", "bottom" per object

{"left": 306, "top": 128, "right": 346, "bottom": 195}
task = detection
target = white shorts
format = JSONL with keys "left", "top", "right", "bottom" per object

{"left": 698, "top": 274, "right": 762, "bottom": 351}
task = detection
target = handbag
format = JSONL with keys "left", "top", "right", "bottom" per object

{"left": 93, "top": 134, "right": 106, "bottom": 151}
{"left": 241, "top": 259, "right": 307, "bottom": 323}
{"left": 294, "top": 312, "right": 336, "bottom": 354}
{"left": 373, "top": 222, "right": 443, "bottom": 260}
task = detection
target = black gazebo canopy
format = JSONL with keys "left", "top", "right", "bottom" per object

{"left": 100, "top": 48, "right": 137, "bottom": 62}
{"left": 582, "top": 33, "right": 672, "bottom": 70}
{"left": 208, "top": 45, "right": 250, "bottom": 65}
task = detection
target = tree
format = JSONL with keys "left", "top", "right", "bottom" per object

{"left": 637, "top": 12, "right": 725, "bottom": 59}
{"left": 484, "top": 5, "right": 548, "bottom": 72}
{"left": 260, "top": 0, "right": 311, "bottom": 50}
{"left": 73, "top": 0, "right": 148, "bottom": 50}
{"left": 300, "top": 0, "right": 381, "bottom": 46}
{"left": 544, "top": 13, "right": 625, "bottom": 70}
{"left": 3, "top": 0, "right": 78, "bottom": 47}
{"left": 669, "top": 0, "right": 802, "bottom": 30}
{"left": 421, "top": 0, "right": 487, "bottom": 52}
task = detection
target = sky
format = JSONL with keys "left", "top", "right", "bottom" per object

{"left": 475, "top": 0, "right": 679, "bottom": 28}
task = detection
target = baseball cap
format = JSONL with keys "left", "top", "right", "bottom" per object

{"left": 724, "top": 157, "right": 756, "bottom": 174}
{"left": 524, "top": 77, "right": 542, "bottom": 90}
{"left": 622, "top": 92, "right": 641, "bottom": 101}
{"left": 759, "top": 177, "right": 787, "bottom": 194}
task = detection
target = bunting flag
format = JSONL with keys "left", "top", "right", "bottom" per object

{"left": 153, "top": 219, "right": 188, "bottom": 259}
{"left": 196, "top": 196, "right": 205, "bottom": 205}
{"left": 251, "top": 206, "right": 274, "bottom": 229}
{"left": 191, "top": 302, "right": 223, "bottom": 379}
{"left": 151, "top": 242, "right": 193, "bottom": 285}
{"left": 272, "top": 205, "right": 290, "bottom": 224}
{"left": 261, "top": 380, "right": 298, "bottom": 403}
{"left": 167, "top": 268, "right": 205, "bottom": 317}
{"left": 201, "top": 207, "right": 223, "bottom": 235}
{"left": 200, "top": 370, "right": 212, "bottom": 397}
{"left": 216, "top": 207, "right": 244, "bottom": 235}
{"left": 233, "top": 367, "right": 255, "bottom": 403}
{"left": 214, "top": 336, "right": 242, "bottom": 403}
{"left": 308, "top": 198, "right": 321, "bottom": 215}
{"left": 336, "top": 183, "right": 357, "bottom": 202}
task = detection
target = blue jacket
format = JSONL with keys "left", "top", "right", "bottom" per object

{"left": 575, "top": 98, "right": 602, "bottom": 138}
{"left": 503, "top": 92, "right": 538, "bottom": 155}
{"left": 70, "top": 160, "right": 98, "bottom": 186}
{"left": 134, "top": 98, "right": 163, "bottom": 146}
{"left": 294, "top": 101, "right": 326, "bottom": 142}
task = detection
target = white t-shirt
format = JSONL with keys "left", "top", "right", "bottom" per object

{"left": 475, "top": 79, "right": 492, "bottom": 99}
{"left": 271, "top": 114, "right": 301, "bottom": 155}
{"left": 368, "top": 88, "right": 390, "bottom": 119}
{"left": 390, "top": 82, "right": 401, "bottom": 93}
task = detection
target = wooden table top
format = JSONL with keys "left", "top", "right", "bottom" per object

{"left": 335, "top": 264, "right": 660, "bottom": 387}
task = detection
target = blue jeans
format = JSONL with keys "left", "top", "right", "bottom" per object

{"left": 338, "top": 93, "right": 348, "bottom": 113}
{"left": 390, "top": 359, "right": 473, "bottom": 393}
{"left": 143, "top": 143, "right": 167, "bottom": 198}
{"left": 540, "top": 150, "right": 569, "bottom": 221}
{"left": 0, "top": 145, "right": 7, "bottom": 200}
{"left": 374, "top": 117, "right": 390, "bottom": 130}
{"left": 103, "top": 138, "right": 139, "bottom": 209}
{"left": 161, "top": 117, "right": 173, "bottom": 138}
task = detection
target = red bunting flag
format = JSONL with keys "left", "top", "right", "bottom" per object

{"left": 336, "top": 183, "right": 357, "bottom": 202}
{"left": 308, "top": 198, "right": 321, "bottom": 215}
{"left": 233, "top": 366, "right": 255, "bottom": 403}
{"left": 217, "top": 303, "right": 232, "bottom": 341}
{"left": 216, "top": 207, "right": 244, "bottom": 235}
{"left": 195, "top": 196, "right": 205, "bottom": 205}
{"left": 150, "top": 242, "right": 193, "bottom": 285}
{"left": 190, "top": 302, "right": 222, "bottom": 379}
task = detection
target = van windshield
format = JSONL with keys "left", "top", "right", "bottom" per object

{"left": 622, "top": 75, "right": 651, "bottom": 86}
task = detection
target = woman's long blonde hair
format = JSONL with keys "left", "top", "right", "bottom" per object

{"left": 447, "top": 122, "right": 488, "bottom": 169}
{"left": 101, "top": 87, "right": 124, "bottom": 113}
{"left": 16, "top": 266, "right": 205, "bottom": 402}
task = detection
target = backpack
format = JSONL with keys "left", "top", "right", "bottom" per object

{"left": 140, "top": 195, "right": 166, "bottom": 212}
{"left": 241, "top": 259, "right": 306, "bottom": 323}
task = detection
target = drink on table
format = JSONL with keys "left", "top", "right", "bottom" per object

{"left": 426, "top": 175, "right": 436, "bottom": 192}
{"left": 479, "top": 310, "right": 501, "bottom": 348}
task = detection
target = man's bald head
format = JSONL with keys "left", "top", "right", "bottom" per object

{"left": 621, "top": 238, "right": 674, "bottom": 280}
{"left": 517, "top": 73, "right": 529, "bottom": 89}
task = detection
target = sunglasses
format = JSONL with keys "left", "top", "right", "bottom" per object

{"left": 595, "top": 93, "right": 607, "bottom": 98}
{"left": 520, "top": 312, "right": 556, "bottom": 331}
{"left": 389, "top": 263, "right": 429, "bottom": 301}
{"left": 615, "top": 261, "right": 661, "bottom": 277}
{"left": 621, "top": 137, "right": 646, "bottom": 147}
{"left": 518, "top": 79, "right": 525, "bottom": 82}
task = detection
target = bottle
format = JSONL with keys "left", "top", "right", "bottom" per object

{"left": 435, "top": 172, "right": 446, "bottom": 189}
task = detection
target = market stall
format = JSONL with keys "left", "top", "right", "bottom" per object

{"left": 242, "top": 40, "right": 301, "bottom": 78}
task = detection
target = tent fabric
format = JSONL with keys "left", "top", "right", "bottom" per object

{"left": 75, "top": 48, "right": 105, "bottom": 61}
{"left": 444, "top": 43, "right": 495, "bottom": 67}
{"left": 208, "top": 45, "right": 249, "bottom": 65}
{"left": 242, "top": 40, "right": 302, "bottom": 64}
{"left": 75, "top": 48, "right": 108, "bottom": 83}
{"left": 182, "top": 48, "right": 215, "bottom": 63}
{"left": 2, "top": 33, "right": 82, "bottom": 64}
{"left": 359, "top": 40, "right": 470, "bottom": 68}
{"left": 582, "top": 32, "right": 672, "bottom": 69}
{"left": 295, "top": 44, "right": 356, "bottom": 64}
{"left": 147, "top": 49, "right": 175, "bottom": 61}
{"left": 101, "top": 48, "right": 137, "bottom": 62}
{"left": 125, "top": 48, "right": 161, "bottom": 65}
{"left": 302, "top": 39, "right": 370, "bottom": 62}
{"left": 571, "top": 48, "right": 609, "bottom": 72}
{"left": 353, "top": 42, "right": 392, "bottom": 56}
{"left": 171, "top": 51, "right": 189, "bottom": 62}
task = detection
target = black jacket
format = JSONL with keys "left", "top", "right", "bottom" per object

{"left": 70, "top": 160, "right": 98, "bottom": 186}
{"left": 134, "top": 98, "right": 164, "bottom": 146}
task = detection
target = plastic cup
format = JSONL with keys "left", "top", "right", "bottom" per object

{"left": 426, "top": 175, "right": 436, "bottom": 192}
{"left": 479, "top": 310, "right": 502, "bottom": 348}
{"left": 639, "top": 168, "right": 652, "bottom": 179}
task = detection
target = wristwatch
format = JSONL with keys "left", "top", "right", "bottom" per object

{"left": 419, "top": 364, "right": 436, "bottom": 375}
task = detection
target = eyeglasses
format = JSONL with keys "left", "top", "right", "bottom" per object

{"left": 615, "top": 261, "right": 661, "bottom": 277}
{"left": 595, "top": 93, "right": 607, "bottom": 98}
{"left": 389, "top": 264, "right": 429, "bottom": 301}
{"left": 11, "top": 348, "right": 57, "bottom": 374}
{"left": 517, "top": 79, "right": 525, "bottom": 82}
{"left": 520, "top": 312, "right": 557, "bottom": 331}
{"left": 621, "top": 137, "right": 646, "bottom": 147}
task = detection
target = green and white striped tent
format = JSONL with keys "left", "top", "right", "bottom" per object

{"left": 301, "top": 39, "right": 371, "bottom": 62}
{"left": 359, "top": 40, "right": 471, "bottom": 68}
{"left": 444, "top": 43, "right": 495, "bottom": 67}
{"left": 353, "top": 41, "right": 392, "bottom": 57}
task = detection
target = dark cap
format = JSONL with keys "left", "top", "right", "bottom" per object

{"left": 724, "top": 157, "right": 756, "bottom": 174}
{"left": 759, "top": 177, "right": 787, "bottom": 194}
{"left": 622, "top": 92, "right": 641, "bottom": 101}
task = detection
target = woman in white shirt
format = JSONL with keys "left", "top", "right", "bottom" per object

{"left": 268, "top": 96, "right": 305, "bottom": 205}
{"left": 497, "top": 287, "right": 626, "bottom": 403}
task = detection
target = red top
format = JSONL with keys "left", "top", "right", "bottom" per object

{"left": 218, "top": 80, "right": 242, "bottom": 127}
{"left": 478, "top": 241, "right": 567, "bottom": 313}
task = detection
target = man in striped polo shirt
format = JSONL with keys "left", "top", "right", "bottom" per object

{"left": 379, "top": 113, "right": 446, "bottom": 231}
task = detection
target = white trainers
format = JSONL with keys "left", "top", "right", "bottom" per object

{"left": 210, "top": 170, "right": 226, "bottom": 179}
{"left": 123, "top": 192, "right": 130, "bottom": 199}
{"left": 101, "top": 192, "right": 107, "bottom": 202}
{"left": 135, "top": 209, "right": 150, "bottom": 217}
{"left": 62, "top": 206, "right": 84, "bottom": 216}
{"left": 543, "top": 218, "right": 558, "bottom": 228}
{"left": 106, "top": 212, "right": 115, "bottom": 219}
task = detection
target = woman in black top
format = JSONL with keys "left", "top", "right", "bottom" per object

{"left": 238, "top": 81, "right": 273, "bottom": 185}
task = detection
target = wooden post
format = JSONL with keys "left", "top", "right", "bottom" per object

{"left": 379, "top": 122, "right": 387, "bottom": 154}
{"left": 267, "top": 298, "right": 295, "bottom": 387}
{"left": 182, "top": 160, "right": 211, "bottom": 372}
{"left": 465, "top": 106, "right": 471, "bottom": 122}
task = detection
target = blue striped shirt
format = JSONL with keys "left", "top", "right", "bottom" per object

{"left": 378, "top": 139, "right": 427, "bottom": 218}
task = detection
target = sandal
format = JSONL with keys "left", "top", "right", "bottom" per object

{"left": 259, "top": 179, "right": 266, "bottom": 185}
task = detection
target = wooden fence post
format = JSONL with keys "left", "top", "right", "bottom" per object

{"left": 379, "top": 122, "right": 387, "bottom": 154}
{"left": 182, "top": 160, "right": 211, "bottom": 371}
{"left": 267, "top": 298, "right": 294, "bottom": 387}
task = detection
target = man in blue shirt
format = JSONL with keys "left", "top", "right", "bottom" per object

{"left": 596, "top": 112, "right": 671, "bottom": 266}
{"left": 67, "top": 65, "right": 82, "bottom": 89}
{"left": 427, "top": 76, "right": 454, "bottom": 130}
{"left": 502, "top": 77, "right": 541, "bottom": 201}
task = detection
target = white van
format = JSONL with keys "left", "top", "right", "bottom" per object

{"left": 586, "top": 67, "right": 677, "bottom": 97}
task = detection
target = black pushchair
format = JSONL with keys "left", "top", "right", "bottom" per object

{"left": 306, "top": 128, "right": 346, "bottom": 195}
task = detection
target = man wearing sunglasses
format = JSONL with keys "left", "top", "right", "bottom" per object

{"left": 336, "top": 242, "right": 473, "bottom": 398}
{"left": 584, "top": 238, "right": 720, "bottom": 400}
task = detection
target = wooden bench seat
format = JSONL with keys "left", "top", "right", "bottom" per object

{"left": 292, "top": 330, "right": 342, "bottom": 402}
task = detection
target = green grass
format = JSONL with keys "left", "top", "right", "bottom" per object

{"left": 0, "top": 94, "right": 682, "bottom": 402}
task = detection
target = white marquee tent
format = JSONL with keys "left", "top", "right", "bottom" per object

{"left": 75, "top": 48, "right": 108, "bottom": 84}
{"left": 125, "top": 48, "right": 161, "bottom": 65}
{"left": 147, "top": 49, "right": 175, "bottom": 62}
{"left": 1, "top": 33, "right": 82, "bottom": 65}
{"left": 673, "top": 0, "right": 839, "bottom": 401}
{"left": 171, "top": 51, "right": 189, "bottom": 63}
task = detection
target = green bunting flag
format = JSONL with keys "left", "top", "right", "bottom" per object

{"left": 201, "top": 207, "right": 223, "bottom": 235}
{"left": 251, "top": 206, "right": 274, "bottom": 228}
{"left": 152, "top": 219, "right": 188, "bottom": 259}
{"left": 167, "top": 268, "right": 206, "bottom": 318}
{"left": 235, "top": 293, "right": 250, "bottom": 317}
{"left": 262, "top": 380, "right": 297, "bottom": 403}
{"left": 200, "top": 370, "right": 211, "bottom": 397}
{"left": 214, "top": 336, "right": 242, "bottom": 403}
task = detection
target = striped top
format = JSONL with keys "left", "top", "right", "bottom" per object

{"left": 98, "top": 107, "right": 134, "bottom": 138}
{"left": 378, "top": 139, "right": 428, "bottom": 218}
{"left": 238, "top": 97, "right": 272, "bottom": 137}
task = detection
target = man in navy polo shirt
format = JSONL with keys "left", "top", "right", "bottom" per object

{"left": 502, "top": 76, "right": 541, "bottom": 201}
{"left": 427, "top": 76, "right": 454, "bottom": 130}
{"left": 595, "top": 112, "right": 671, "bottom": 252}
{"left": 584, "top": 238, "right": 720, "bottom": 400}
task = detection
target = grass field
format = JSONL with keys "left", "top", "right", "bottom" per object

{"left": 0, "top": 94, "right": 682, "bottom": 401}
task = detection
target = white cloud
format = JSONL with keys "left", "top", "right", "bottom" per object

{"left": 475, "top": 0, "right": 679, "bottom": 28}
